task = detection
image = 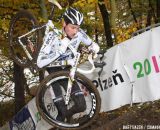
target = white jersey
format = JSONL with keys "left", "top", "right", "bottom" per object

{"left": 37, "top": 28, "right": 99, "bottom": 68}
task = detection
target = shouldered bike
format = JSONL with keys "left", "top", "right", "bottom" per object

{"left": 8, "top": 0, "right": 105, "bottom": 129}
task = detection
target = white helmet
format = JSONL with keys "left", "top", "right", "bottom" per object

{"left": 63, "top": 7, "right": 83, "bottom": 26}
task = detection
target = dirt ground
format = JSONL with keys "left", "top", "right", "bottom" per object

{"left": 83, "top": 100, "right": 160, "bottom": 130}
{"left": 51, "top": 100, "right": 160, "bottom": 130}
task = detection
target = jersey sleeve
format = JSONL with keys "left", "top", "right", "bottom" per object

{"left": 78, "top": 29, "right": 100, "bottom": 54}
{"left": 36, "top": 36, "right": 61, "bottom": 68}
{"left": 78, "top": 29, "right": 92, "bottom": 46}
{"left": 37, "top": 33, "right": 70, "bottom": 68}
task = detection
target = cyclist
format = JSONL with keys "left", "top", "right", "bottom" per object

{"left": 37, "top": 7, "right": 100, "bottom": 121}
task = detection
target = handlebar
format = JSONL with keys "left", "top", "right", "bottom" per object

{"left": 76, "top": 48, "right": 106, "bottom": 74}
{"left": 76, "top": 54, "right": 106, "bottom": 74}
{"left": 77, "top": 54, "right": 96, "bottom": 74}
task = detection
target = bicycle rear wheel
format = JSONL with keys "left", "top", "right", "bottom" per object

{"left": 8, "top": 10, "right": 40, "bottom": 67}
{"left": 36, "top": 71, "right": 101, "bottom": 129}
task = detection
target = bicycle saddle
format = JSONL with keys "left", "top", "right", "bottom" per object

{"left": 48, "top": 0, "right": 62, "bottom": 9}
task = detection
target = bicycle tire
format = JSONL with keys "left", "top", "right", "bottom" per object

{"left": 8, "top": 10, "right": 40, "bottom": 67}
{"left": 36, "top": 71, "right": 101, "bottom": 129}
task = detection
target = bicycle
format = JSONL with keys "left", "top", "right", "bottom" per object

{"left": 8, "top": 0, "right": 104, "bottom": 129}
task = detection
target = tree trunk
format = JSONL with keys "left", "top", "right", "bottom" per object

{"left": 38, "top": 0, "right": 47, "bottom": 81}
{"left": 128, "top": 0, "right": 138, "bottom": 23}
{"left": 110, "top": 0, "right": 117, "bottom": 28}
{"left": 39, "top": 0, "right": 48, "bottom": 20}
{"left": 98, "top": 0, "right": 113, "bottom": 48}
{"left": 110, "top": 0, "right": 117, "bottom": 44}
{"left": 146, "top": 0, "right": 157, "bottom": 26}
{"left": 95, "top": 3, "right": 99, "bottom": 43}
{"left": 156, "top": 0, "right": 160, "bottom": 22}
{"left": 146, "top": 10, "right": 152, "bottom": 26}
{"left": 14, "top": 62, "right": 25, "bottom": 113}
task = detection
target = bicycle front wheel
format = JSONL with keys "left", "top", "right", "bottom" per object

{"left": 8, "top": 10, "right": 40, "bottom": 67}
{"left": 36, "top": 71, "right": 101, "bottom": 130}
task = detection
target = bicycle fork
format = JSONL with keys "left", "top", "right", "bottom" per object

{"left": 65, "top": 52, "right": 80, "bottom": 105}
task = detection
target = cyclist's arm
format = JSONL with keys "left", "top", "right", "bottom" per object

{"left": 37, "top": 51, "right": 61, "bottom": 68}
{"left": 78, "top": 29, "right": 100, "bottom": 54}
{"left": 37, "top": 37, "right": 70, "bottom": 68}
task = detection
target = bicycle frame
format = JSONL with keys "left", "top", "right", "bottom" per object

{"left": 18, "top": 0, "right": 62, "bottom": 61}
{"left": 18, "top": 20, "right": 52, "bottom": 60}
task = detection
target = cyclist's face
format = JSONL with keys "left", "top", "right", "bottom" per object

{"left": 64, "top": 22, "right": 80, "bottom": 39}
